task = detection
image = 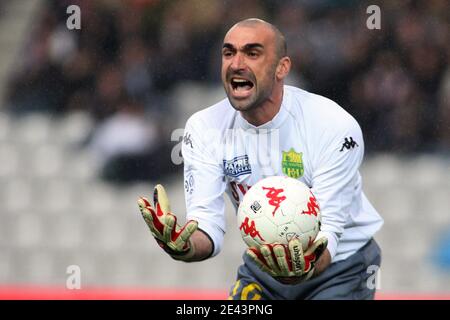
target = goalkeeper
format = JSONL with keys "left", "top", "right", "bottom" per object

{"left": 138, "top": 19, "right": 383, "bottom": 300}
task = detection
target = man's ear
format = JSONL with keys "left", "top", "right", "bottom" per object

{"left": 276, "top": 56, "right": 291, "bottom": 80}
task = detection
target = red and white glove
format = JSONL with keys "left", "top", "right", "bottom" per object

{"left": 138, "top": 184, "right": 198, "bottom": 261}
{"left": 246, "top": 237, "right": 328, "bottom": 284}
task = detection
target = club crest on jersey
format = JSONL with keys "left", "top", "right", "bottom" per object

{"left": 282, "top": 148, "right": 304, "bottom": 179}
{"left": 223, "top": 155, "right": 252, "bottom": 177}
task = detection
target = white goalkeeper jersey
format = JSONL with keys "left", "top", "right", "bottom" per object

{"left": 181, "top": 85, "right": 383, "bottom": 263}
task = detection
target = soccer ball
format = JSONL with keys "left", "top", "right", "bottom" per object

{"left": 237, "top": 176, "right": 321, "bottom": 251}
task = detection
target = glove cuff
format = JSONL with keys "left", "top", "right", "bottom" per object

{"left": 155, "top": 238, "right": 194, "bottom": 261}
{"left": 169, "top": 239, "right": 196, "bottom": 261}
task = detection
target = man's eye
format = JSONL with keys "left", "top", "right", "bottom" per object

{"left": 248, "top": 51, "right": 259, "bottom": 57}
{"left": 223, "top": 51, "right": 233, "bottom": 57}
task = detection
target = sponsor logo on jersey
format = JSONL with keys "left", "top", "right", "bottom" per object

{"left": 281, "top": 148, "right": 304, "bottom": 179}
{"left": 339, "top": 137, "right": 358, "bottom": 151}
{"left": 223, "top": 155, "right": 252, "bottom": 177}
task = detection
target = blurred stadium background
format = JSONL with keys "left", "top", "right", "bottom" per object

{"left": 0, "top": 0, "right": 449, "bottom": 299}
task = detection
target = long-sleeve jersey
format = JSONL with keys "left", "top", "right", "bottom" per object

{"left": 181, "top": 85, "right": 383, "bottom": 262}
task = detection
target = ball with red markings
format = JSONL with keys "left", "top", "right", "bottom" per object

{"left": 237, "top": 176, "right": 321, "bottom": 251}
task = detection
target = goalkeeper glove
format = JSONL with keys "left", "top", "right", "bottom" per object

{"left": 137, "top": 184, "right": 198, "bottom": 261}
{"left": 246, "top": 236, "right": 328, "bottom": 284}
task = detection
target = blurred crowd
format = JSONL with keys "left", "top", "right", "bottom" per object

{"left": 4, "top": 0, "right": 450, "bottom": 182}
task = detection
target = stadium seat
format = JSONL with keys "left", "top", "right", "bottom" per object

{"left": 3, "top": 179, "right": 32, "bottom": 213}
{"left": 54, "top": 111, "right": 94, "bottom": 145}
{"left": 13, "top": 114, "right": 52, "bottom": 145}
{"left": 13, "top": 213, "right": 43, "bottom": 249}
{"left": 50, "top": 215, "right": 83, "bottom": 249}
{"left": 0, "top": 143, "right": 18, "bottom": 178}
{"left": 0, "top": 112, "right": 11, "bottom": 141}
{"left": 0, "top": 249, "right": 12, "bottom": 283}
{"left": 38, "top": 179, "right": 74, "bottom": 214}
{"left": 32, "top": 144, "right": 64, "bottom": 178}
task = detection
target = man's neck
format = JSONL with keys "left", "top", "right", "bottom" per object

{"left": 240, "top": 85, "right": 284, "bottom": 127}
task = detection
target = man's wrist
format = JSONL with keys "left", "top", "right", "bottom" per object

{"left": 155, "top": 238, "right": 193, "bottom": 260}
{"left": 171, "top": 228, "right": 214, "bottom": 262}
{"left": 169, "top": 241, "right": 196, "bottom": 261}
{"left": 195, "top": 228, "right": 215, "bottom": 260}
{"left": 313, "top": 249, "right": 331, "bottom": 277}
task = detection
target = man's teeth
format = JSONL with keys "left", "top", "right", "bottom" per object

{"left": 231, "top": 79, "right": 253, "bottom": 92}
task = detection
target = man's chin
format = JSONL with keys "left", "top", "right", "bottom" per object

{"left": 230, "top": 102, "right": 252, "bottom": 111}
{"left": 228, "top": 96, "right": 255, "bottom": 111}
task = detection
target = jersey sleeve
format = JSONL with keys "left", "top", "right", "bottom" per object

{"left": 182, "top": 116, "right": 227, "bottom": 257}
{"left": 310, "top": 117, "right": 364, "bottom": 260}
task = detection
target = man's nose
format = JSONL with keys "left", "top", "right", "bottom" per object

{"left": 230, "top": 53, "right": 246, "bottom": 70}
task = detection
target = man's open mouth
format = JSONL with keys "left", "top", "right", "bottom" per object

{"left": 229, "top": 77, "right": 254, "bottom": 98}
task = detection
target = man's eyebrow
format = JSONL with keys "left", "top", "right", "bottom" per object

{"left": 222, "top": 43, "right": 236, "bottom": 51}
{"left": 242, "top": 43, "right": 264, "bottom": 51}
{"left": 222, "top": 43, "right": 264, "bottom": 51}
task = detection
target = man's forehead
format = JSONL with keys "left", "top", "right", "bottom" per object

{"left": 223, "top": 24, "right": 274, "bottom": 47}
